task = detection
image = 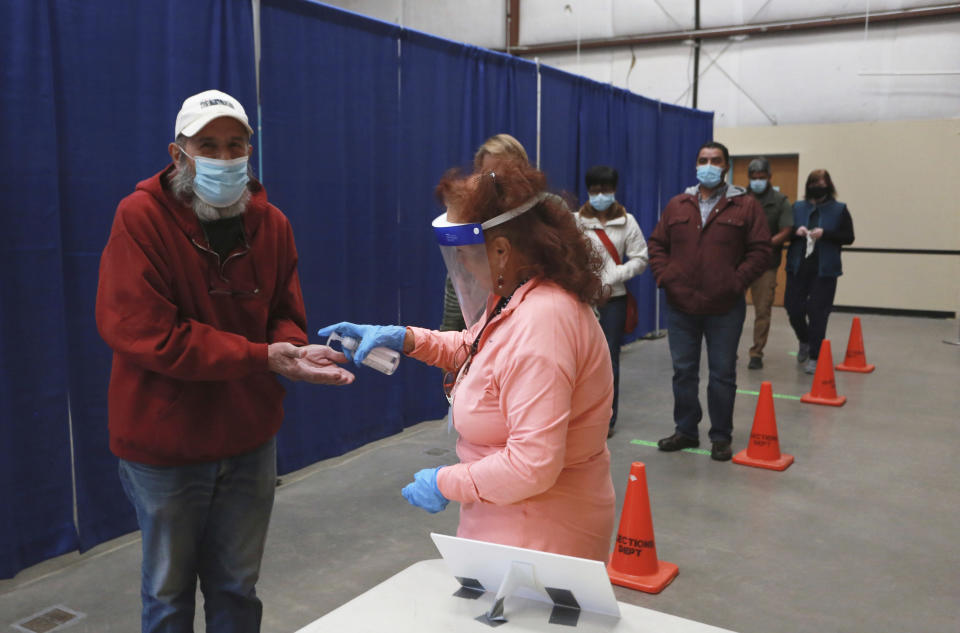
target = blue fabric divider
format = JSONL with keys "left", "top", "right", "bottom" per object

{"left": 655, "top": 103, "right": 715, "bottom": 328}
{"left": 617, "top": 91, "right": 664, "bottom": 342}
{"left": 538, "top": 65, "right": 679, "bottom": 340}
{"left": 259, "top": 0, "right": 408, "bottom": 474}
{"left": 658, "top": 102, "right": 715, "bottom": 212}
{"left": 396, "top": 30, "right": 539, "bottom": 429}
{"left": 537, "top": 66, "right": 581, "bottom": 197}
{"left": 49, "top": 0, "right": 260, "bottom": 555}
{"left": 570, "top": 78, "right": 664, "bottom": 340}
{"left": 0, "top": 0, "right": 79, "bottom": 579}
{"left": 0, "top": 0, "right": 713, "bottom": 575}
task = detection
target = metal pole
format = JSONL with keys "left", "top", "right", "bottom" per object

{"left": 654, "top": 100, "right": 662, "bottom": 335}
{"left": 643, "top": 101, "right": 667, "bottom": 340}
{"left": 535, "top": 57, "right": 541, "bottom": 169}
{"left": 504, "top": 5, "right": 960, "bottom": 56}
{"left": 692, "top": 0, "right": 700, "bottom": 108}
{"left": 575, "top": 4, "right": 581, "bottom": 71}
{"left": 252, "top": 0, "right": 263, "bottom": 180}
{"left": 945, "top": 290, "right": 960, "bottom": 345}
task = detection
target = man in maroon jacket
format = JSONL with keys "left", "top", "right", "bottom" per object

{"left": 96, "top": 90, "right": 354, "bottom": 632}
{"left": 648, "top": 142, "right": 770, "bottom": 461}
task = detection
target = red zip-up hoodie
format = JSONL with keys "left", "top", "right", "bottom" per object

{"left": 96, "top": 165, "right": 308, "bottom": 465}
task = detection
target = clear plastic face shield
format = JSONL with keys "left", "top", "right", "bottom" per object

{"left": 432, "top": 192, "right": 547, "bottom": 329}
{"left": 432, "top": 218, "right": 492, "bottom": 329}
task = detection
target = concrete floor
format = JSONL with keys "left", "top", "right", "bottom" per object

{"left": 2, "top": 311, "right": 958, "bottom": 633}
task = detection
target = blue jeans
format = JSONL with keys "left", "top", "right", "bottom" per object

{"left": 118, "top": 438, "right": 277, "bottom": 633}
{"left": 666, "top": 299, "right": 746, "bottom": 443}
{"left": 598, "top": 295, "right": 627, "bottom": 428}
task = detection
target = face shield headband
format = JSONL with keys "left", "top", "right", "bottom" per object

{"left": 432, "top": 191, "right": 548, "bottom": 328}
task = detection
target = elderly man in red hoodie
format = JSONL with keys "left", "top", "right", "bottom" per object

{"left": 96, "top": 90, "right": 353, "bottom": 633}
{"left": 648, "top": 141, "right": 770, "bottom": 462}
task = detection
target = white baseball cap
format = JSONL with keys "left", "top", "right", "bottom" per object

{"left": 174, "top": 89, "right": 254, "bottom": 139}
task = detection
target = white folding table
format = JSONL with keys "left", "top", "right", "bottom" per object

{"left": 295, "top": 559, "right": 737, "bottom": 633}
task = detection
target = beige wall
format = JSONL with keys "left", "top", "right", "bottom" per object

{"left": 716, "top": 119, "right": 960, "bottom": 314}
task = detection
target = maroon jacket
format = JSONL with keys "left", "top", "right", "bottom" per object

{"left": 96, "top": 166, "right": 308, "bottom": 465}
{"left": 648, "top": 184, "right": 771, "bottom": 315}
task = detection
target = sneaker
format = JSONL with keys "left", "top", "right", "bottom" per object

{"left": 804, "top": 358, "right": 817, "bottom": 374}
{"left": 657, "top": 433, "right": 700, "bottom": 452}
{"left": 797, "top": 343, "right": 810, "bottom": 363}
{"left": 711, "top": 441, "right": 732, "bottom": 461}
{"left": 748, "top": 357, "right": 763, "bottom": 370}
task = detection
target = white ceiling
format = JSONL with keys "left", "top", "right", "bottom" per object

{"left": 316, "top": 0, "right": 960, "bottom": 126}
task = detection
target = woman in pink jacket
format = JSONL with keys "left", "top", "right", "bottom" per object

{"left": 318, "top": 161, "right": 615, "bottom": 562}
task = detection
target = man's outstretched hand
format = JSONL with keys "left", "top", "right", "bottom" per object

{"left": 268, "top": 343, "right": 355, "bottom": 385}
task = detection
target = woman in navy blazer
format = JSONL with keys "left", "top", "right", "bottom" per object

{"left": 784, "top": 169, "right": 855, "bottom": 374}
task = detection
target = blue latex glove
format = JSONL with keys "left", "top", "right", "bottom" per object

{"left": 317, "top": 322, "right": 406, "bottom": 366}
{"left": 401, "top": 467, "right": 449, "bottom": 514}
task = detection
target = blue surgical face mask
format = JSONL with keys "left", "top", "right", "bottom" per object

{"left": 749, "top": 179, "right": 768, "bottom": 194}
{"left": 180, "top": 148, "right": 250, "bottom": 207}
{"left": 696, "top": 164, "right": 724, "bottom": 188}
{"left": 589, "top": 192, "right": 615, "bottom": 212}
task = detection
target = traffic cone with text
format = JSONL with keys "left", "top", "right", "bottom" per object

{"left": 801, "top": 340, "right": 847, "bottom": 406}
{"left": 836, "top": 317, "right": 876, "bottom": 373}
{"left": 607, "top": 462, "right": 678, "bottom": 593}
{"left": 732, "top": 381, "right": 794, "bottom": 471}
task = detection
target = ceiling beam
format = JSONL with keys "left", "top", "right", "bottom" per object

{"left": 503, "top": 4, "right": 960, "bottom": 56}
{"left": 507, "top": 0, "right": 520, "bottom": 52}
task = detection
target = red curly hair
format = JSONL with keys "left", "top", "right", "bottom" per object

{"left": 436, "top": 159, "right": 607, "bottom": 305}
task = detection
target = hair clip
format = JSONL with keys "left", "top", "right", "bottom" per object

{"left": 489, "top": 171, "right": 496, "bottom": 180}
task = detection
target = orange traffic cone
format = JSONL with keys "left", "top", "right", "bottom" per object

{"left": 836, "top": 317, "right": 875, "bottom": 373}
{"left": 607, "top": 462, "right": 678, "bottom": 593}
{"left": 733, "top": 381, "right": 794, "bottom": 471}
{"left": 801, "top": 340, "right": 846, "bottom": 406}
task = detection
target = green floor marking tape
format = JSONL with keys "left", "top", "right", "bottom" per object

{"left": 736, "top": 389, "right": 802, "bottom": 401}
{"left": 630, "top": 439, "right": 711, "bottom": 456}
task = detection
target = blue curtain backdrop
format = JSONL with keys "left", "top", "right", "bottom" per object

{"left": 51, "top": 0, "right": 260, "bottom": 553}
{"left": 613, "top": 90, "right": 662, "bottom": 342}
{"left": 397, "top": 31, "right": 539, "bottom": 428}
{"left": 537, "top": 66, "right": 666, "bottom": 340}
{"left": 537, "top": 66, "right": 581, "bottom": 197}
{"left": 259, "top": 0, "right": 406, "bottom": 474}
{"left": 0, "top": 0, "right": 711, "bottom": 577}
{"left": 0, "top": 0, "right": 78, "bottom": 579}
{"left": 658, "top": 102, "right": 714, "bottom": 210}
{"left": 656, "top": 102, "right": 715, "bottom": 328}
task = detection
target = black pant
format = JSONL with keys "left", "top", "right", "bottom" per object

{"left": 598, "top": 295, "right": 627, "bottom": 428}
{"left": 784, "top": 264, "right": 837, "bottom": 361}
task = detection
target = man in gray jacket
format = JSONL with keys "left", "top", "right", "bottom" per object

{"left": 745, "top": 157, "right": 794, "bottom": 370}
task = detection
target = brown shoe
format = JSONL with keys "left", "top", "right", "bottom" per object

{"left": 657, "top": 433, "right": 700, "bottom": 452}
{"left": 711, "top": 441, "right": 732, "bottom": 461}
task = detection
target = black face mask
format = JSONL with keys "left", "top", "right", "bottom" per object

{"left": 808, "top": 185, "right": 830, "bottom": 199}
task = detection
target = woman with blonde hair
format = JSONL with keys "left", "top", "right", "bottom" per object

{"left": 473, "top": 133, "right": 529, "bottom": 171}
{"left": 440, "top": 134, "right": 531, "bottom": 331}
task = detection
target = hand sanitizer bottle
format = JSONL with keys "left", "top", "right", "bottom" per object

{"left": 326, "top": 332, "right": 401, "bottom": 375}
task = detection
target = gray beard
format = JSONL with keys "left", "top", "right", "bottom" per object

{"left": 169, "top": 161, "right": 251, "bottom": 222}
